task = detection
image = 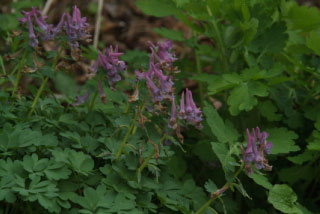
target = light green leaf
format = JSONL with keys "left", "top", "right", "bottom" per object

{"left": 268, "top": 184, "right": 302, "bottom": 214}
{"left": 249, "top": 173, "right": 272, "bottom": 190}
{"left": 306, "top": 31, "right": 320, "bottom": 56}
{"left": 204, "top": 104, "right": 239, "bottom": 143}
{"left": 287, "top": 4, "right": 320, "bottom": 31}
{"left": 267, "top": 127, "right": 299, "bottom": 154}
{"left": 228, "top": 81, "right": 269, "bottom": 115}
{"left": 204, "top": 179, "right": 218, "bottom": 194}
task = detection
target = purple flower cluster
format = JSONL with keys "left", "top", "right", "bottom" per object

{"left": 169, "top": 89, "right": 203, "bottom": 130}
{"left": 19, "top": 6, "right": 90, "bottom": 48}
{"left": 241, "top": 127, "right": 273, "bottom": 174}
{"left": 93, "top": 45, "right": 126, "bottom": 87}
{"left": 137, "top": 63, "right": 174, "bottom": 103}
{"left": 64, "top": 6, "right": 91, "bottom": 48}
{"left": 149, "top": 40, "right": 177, "bottom": 69}
{"left": 136, "top": 41, "right": 176, "bottom": 103}
{"left": 135, "top": 40, "right": 202, "bottom": 130}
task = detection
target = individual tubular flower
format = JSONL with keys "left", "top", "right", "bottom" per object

{"left": 178, "top": 89, "right": 203, "bottom": 129}
{"left": 168, "top": 96, "right": 177, "bottom": 129}
{"left": 241, "top": 127, "right": 273, "bottom": 175}
{"left": 64, "top": 5, "right": 91, "bottom": 48}
{"left": 149, "top": 40, "right": 177, "bottom": 68}
{"left": 93, "top": 45, "right": 126, "bottom": 87}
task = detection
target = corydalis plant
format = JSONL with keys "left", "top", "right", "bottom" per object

{"left": 241, "top": 127, "right": 273, "bottom": 174}
{"left": 19, "top": 6, "right": 91, "bottom": 48}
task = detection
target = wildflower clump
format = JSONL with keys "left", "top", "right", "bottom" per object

{"left": 241, "top": 127, "right": 273, "bottom": 174}
{"left": 19, "top": 6, "right": 91, "bottom": 48}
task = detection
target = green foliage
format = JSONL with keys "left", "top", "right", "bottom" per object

{"left": 268, "top": 184, "right": 303, "bottom": 214}
{"left": 136, "top": 0, "right": 320, "bottom": 213}
{"left": 0, "top": 0, "right": 320, "bottom": 213}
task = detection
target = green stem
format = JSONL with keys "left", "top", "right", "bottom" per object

{"left": 115, "top": 108, "right": 140, "bottom": 161}
{"left": 135, "top": 133, "right": 168, "bottom": 177}
{"left": 27, "top": 76, "right": 48, "bottom": 117}
{"left": 195, "top": 162, "right": 244, "bottom": 214}
{"left": 89, "top": 90, "right": 98, "bottom": 111}
{"left": 27, "top": 48, "right": 62, "bottom": 117}
{"left": 195, "top": 50, "right": 205, "bottom": 108}
{"left": 11, "top": 51, "right": 27, "bottom": 97}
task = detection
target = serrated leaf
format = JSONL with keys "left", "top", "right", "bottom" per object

{"left": 287, "top": 3, "right": 320, "bottom": 31}
{"left": 249, "top": 22, "right": 288, "bottom": 54}
{"left": 258, "top": 101, "right": 282, "bottom": 121}
{"left": 227, "top": 81, "right": 269, "bottom": 115}
{"left": 249, "top": 173, "right": 272, "bottom": 190}
{"left": 287, "top": 151, "right": 319, "bottom": 165}
{"left": 204, "top": 104, "right": 239, "bottom": 143}
{"left": 267, "top": 127, "right": 299, "bottom": 154}
{"left": 44, "top": 161, "right": 71, "bottom": 180}
{"left": 204, "top": 179, "right": 218, "bottom": 194}
{"left": 268, "top": 184, "right": 302, "bottom": 214}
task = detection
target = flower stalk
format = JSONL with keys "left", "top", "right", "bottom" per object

{"left": 195, "top": 161, "right": 244, "bottom": 214}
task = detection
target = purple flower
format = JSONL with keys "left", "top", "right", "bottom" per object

{"left": 19, "top": 7, "right": 42, "bottom": 47}
{"left": 149, "top": 40, "right": 177, "bottom": 68}
{"left": 168, "top": 96, "right": 177, "bottom": 129}
{"left": 93, "top": 45, "right": 126, "bottom": 87}
{"left": 19, "top": 6, "right": 90, "bottom": 48}
{"left": 146, "top": 76, "right": 163, "bottom": 102}
{"left": 241, "top": 127, "right": 273, "bottom": 174}
{"left": 178, "top": 89, "right": 203, "bottom": 129}
{"left": 97, "top": 79, "right": 106, "bottom": 104}
{"left": 64, "top": 5, "right": 91, "bottom": 48}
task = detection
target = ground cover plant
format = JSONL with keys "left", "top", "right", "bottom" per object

{"left": 0, "top": 0, "right": 320, "bottom": 213}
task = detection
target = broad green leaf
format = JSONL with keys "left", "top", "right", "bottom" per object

{"left": 287, "top": 3, "right": 320, "bottom": 31}
{"left": 227, "top": 81, "right": 269, "bottom": 115}
{"left": 267, "top": 127, "right": 299, "bottom": 154}
{"left": 136, "top": 0, "right": 179, "bottom": 17}
{"left": 287, "top": 151, "right": 319, "bottom": 165}
{"left": 44, "top": 161, "right": 71, "bottom": 180}
{"left": 174, "top": 0, "right": 190, "bottom": 7}
{"left": 204, "top": 104, "right": 239, "bottom": 143}
{"left": 268, "top": 184, "right": 302, "bottom": 214}
{"left": 307, "top": 130, "right": 320, "bottom": 151}
{"left": 306, "top": 31, "right": 320, "bottom": 56}
{"left": 153, "top": 28, "right": 185, "bottom": 41}
{"left": 249, "top": 22, "right": 288, "bottom": 54}
{"left": 249, "top": 173, "right": 272, "bottom": 190}
{"left": 258, "top": 101, "right": 282, "bottom": 122}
